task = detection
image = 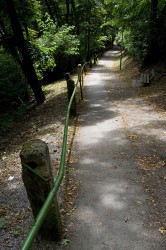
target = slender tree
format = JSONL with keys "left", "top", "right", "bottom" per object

{"left": 5, "top": 0, "right": 45, "bottom": 104}
{"left": 44, "top": 0, "right": 56, "bottom": 23}
{"left": 147, "top": 0, "right": 159, "bottom": 62}
{"left": 71, "top": 0, "right": 80, "bottom": 34}
{"left": 66, "top": 0, "right": 70, "bottom": 23}
{"left": 146, "top": 0, "right": 166, "bottom": 63}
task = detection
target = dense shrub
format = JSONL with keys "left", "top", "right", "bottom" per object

{"left": 0, "top": 48, "right": 29, "bottom": 106}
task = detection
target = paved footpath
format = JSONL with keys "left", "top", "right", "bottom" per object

{"left": 66, "top": 49, "right": 165, "bottom": 250}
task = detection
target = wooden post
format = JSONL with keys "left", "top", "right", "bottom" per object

{"left": 64, "top": 73, "right": 77, "bottom": 115}
{"left": 77, "top": 64, "right": 82, "bottom": 83}
{"left": 89, "top": 60, "right": 92, "bottom": 68}
{"left": 120, "top": 31, "right": 124, "bottom": 70}
{"left": 20, "top": 139, "right": 62, "bottom": 241}
{"left": 94, "top": 54, "right": 97, "bottom": 64}
{"left": 77, "top": 64, "right": 83, "bottom": 100}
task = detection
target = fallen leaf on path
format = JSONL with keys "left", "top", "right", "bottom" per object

{"left": 159, "top": 227, "right": 166, "bottom": 235}
{"left": 129, "top": 134, "right": 140, "bottom": 141}
{"left": 61, "top": 239, "right": 71, "bottom": 246}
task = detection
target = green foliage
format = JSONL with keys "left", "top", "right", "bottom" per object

{"left": 0, "top": 115, "right": 13, "bottom": 133}
{"left": 106, "top": 0, "right": 166, "bottom": 62}
{"left": 96, "top": 36, "right": 108, "bottom": 48}
{"left": 0, "top": 104, "right": 27, "bottom": 134}
{"left": 0, "top": 48, "right": 29, "bottom": 101}
{"left": 0, "top": 0, "right": 165, "bottom": 106}
{"left": 13, "top": 226, "right": 22, "bottom": 237}
{"left": 121, "top": 18, "right": 149, "bottom": 60}
{"left": 61, "top": 239, "right": 71, "bottom": 246}
{"left": 0, "top": 217, "right": 8, "bottom": 230}
{"left": 0, "top": 47, "right": 28, "bottom": 133}
{"left": 78, "top": 0, "right": 108, "bottom": 59}
{"left": 31, "top": 14, "right": 79, "bottom": 79}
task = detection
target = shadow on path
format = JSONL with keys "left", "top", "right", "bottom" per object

{"left": 65, "top": 49, "right": 166, "bottom": 250}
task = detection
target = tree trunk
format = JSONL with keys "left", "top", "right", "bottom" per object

{"left": 146, "top": 0, "right": 159, "bottom": 63}
{"left": 66, "top": 0, "right": 70, "bottom": 23}
{"left": 157, "top": 3, "right": 166, "bottom": 57}
{"left": 44, "top": 0, "right": 56, "bottom": 24}
{"left": 52, "top": 1, "right": 62, "bottom": 27}
{"left": 158, "top": 2, "right": 166, "bottom": 22}
{"left": 6, "top": 0, "right": 45, "bottom": 104}
{"left": 71, "top": 0, "right": 80, "bottom": 34}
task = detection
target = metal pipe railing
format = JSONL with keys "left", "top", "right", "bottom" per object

{"left": 20, "top": 58, "right": 97, "bottom": 250}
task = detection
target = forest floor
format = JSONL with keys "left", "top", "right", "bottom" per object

{"left": 0, "top": 74, "right": 82, "bottom": 250}
{"left": 0, "top": 51, "right": 166, "bottom": 249}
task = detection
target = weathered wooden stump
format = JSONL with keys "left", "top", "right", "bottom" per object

{"left": 20, "top": 139, "right": 62, "bottom": 241}
{"left": 64, "top": 72, "right": 77, "bottom": 115}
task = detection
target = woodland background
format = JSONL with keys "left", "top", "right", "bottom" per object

{"left": 0, "top": 0, "right": 166, "bottom": 133}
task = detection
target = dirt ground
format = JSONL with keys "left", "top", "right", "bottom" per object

{"left": 0, "top": 53, "right": 165, "bottom": 249}
{"left": 0, "top": 77, "right": 81, "bottom": 250}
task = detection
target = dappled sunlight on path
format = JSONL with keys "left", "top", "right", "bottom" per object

{"left": 65, "top": 49, "right": 166, "bottom": 250}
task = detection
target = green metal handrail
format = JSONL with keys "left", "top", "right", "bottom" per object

{"left": 20, "top": 59, "right": 97, "bottom": 250}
